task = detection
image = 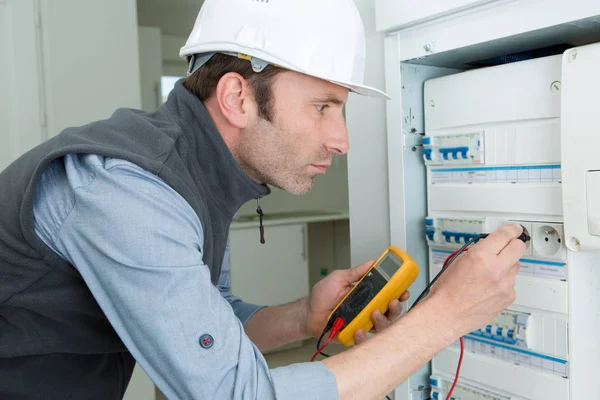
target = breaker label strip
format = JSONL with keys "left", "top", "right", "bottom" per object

{"left": 430, "top": 376, "right": 513, "bottom": 400}
{"left": 430, "top": 165, "right": 561, "bottom": 184}
{"left": 453, "top": 335, "right": 568, "bottom": 378}
{"left": 431, "top": 249, "right": 566, "bottom": 280}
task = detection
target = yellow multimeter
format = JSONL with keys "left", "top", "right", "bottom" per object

{"left": 327, "top": 246, "right": 420, "bottom": 346}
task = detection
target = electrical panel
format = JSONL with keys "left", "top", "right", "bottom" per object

{"left": 430, "top": 375, "right": 523, "bottom": 400}
{"left": 423, "top": 54, "right": 570, "bottom": 399}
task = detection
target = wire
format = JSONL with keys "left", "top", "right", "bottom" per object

{"left": 315, "top": 329, "right": 331, "bottom": 358}
{"left": 311, "top": 333, "right": 337, "bottom": 362}
{"left": 311, "top": 317, "right": 344, "bottom": 362}
{"left": 440, "top": 248, "right": 467, "bottom": 400}
{"left": 409, "top": 234, "right": 487, "bottom": 311}
{"left": 446, "top": 337, "right": 464, "bottom": 400}
{"left": 313, "top": 317, "right": 392, "bottom": 400}
{"left": 315, "top": 317, "right": 337, "bottom": 358}
{"left": 422, "top": 243, "right": 478, "bottom": 400}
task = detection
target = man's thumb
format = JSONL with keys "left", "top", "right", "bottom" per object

{"left": 346, "top": 260, "right": 375, "bottom": 283}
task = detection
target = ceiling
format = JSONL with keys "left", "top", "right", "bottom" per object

{"left": 136, "top": 0, "right": 204, "bottom": 37}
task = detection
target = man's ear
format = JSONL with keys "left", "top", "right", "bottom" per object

{"left": 214, "top": 72, "right": 254, "bottom": 129}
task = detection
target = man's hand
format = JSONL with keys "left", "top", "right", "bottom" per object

{"left": 304, "top": 261, "right": 409, "bottom": 344}
{"left": 426, "top": 223, "right": 527, "bottom": 336}
{"left": 321, "top": 225, "right": 526, "bottom": 400}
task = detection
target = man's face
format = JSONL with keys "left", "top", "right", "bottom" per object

{"left": 236, "top": 71, "right": 349, "bottom": 194}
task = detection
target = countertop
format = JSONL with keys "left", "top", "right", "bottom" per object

{"left": 230, "top": 210, "right": 349, "bottom": 229}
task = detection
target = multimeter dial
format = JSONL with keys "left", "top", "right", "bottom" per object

{"left": 337, "top": 270, "right": 387, "bottom": 325}
{"left": 347, "top": 279, "right": 375, "bottom": 311}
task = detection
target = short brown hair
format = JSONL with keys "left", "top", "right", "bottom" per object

{"left": 183, "top": 53, "right": 283, "bottom": 122}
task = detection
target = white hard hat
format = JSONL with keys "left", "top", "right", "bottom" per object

{"left": 180, "top": 0, "right": 390, "bottom": 100}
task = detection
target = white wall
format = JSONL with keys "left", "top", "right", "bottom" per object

{"left": 161, "top": 34, "right": 188, "bottom": 77}
{"left": 40, "top": 0, "right": 141, "bottom": 136}
{"left": 138, "top": 26, "right": 163, "bottom": 112}
{"left": 136, "top": 0, "right": 200, "bottom": 37}
{"left": 0, "top": 0, "right": 45, "bottom": 172}
{"left": 346, "top": 0, "right": 391, "bottom": 265}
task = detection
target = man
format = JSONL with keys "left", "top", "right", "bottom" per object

{"left": 0, "top": 0, "right": 526, "bottom": 399}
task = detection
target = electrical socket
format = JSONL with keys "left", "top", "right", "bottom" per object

{"left": 509, "top": 220, "right": 532, "bottom": 256}
{"left": 532, "top": 222, "right": 567, "bottom": 261}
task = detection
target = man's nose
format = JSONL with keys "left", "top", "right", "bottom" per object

{"left": 325, "top": 119, "right": 349, "bottom": 155}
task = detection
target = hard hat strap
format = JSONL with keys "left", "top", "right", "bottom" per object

{"left": 186, "top": 53, "right": 216, "bottom": 76}
{"left": 187, "top": 52, "right": 270, "bottom": 76}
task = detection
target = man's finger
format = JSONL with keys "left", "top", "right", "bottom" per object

{"left": 372, "top": 310, "right": 389, "bottom": 332}
{"left": 497, "top": 237, "right": 527, "bottom": 267}
{"left": 386, "top": 299, "right": 403, "bottom": 321}
{"left": 508, "top": 260, "right": 520, "bottom": 279}
{"left": 354, "top": 329, "right": 369, "bottom": 345}
{"left": 475, "top": 224, "right": 523, "bottom": 255}
{"left": 399, "top": 290, "right": 410, "bottom": 302}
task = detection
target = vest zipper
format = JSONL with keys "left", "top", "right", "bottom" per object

{"left": 256, "top": 197, "right": 265, "bottom": 244}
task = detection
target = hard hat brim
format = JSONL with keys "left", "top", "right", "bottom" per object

{"left": 331, "top": 80, "right": 391, "bottom": 100}
{"left": 180, "top": 45, "right": 391, "bottom": 100}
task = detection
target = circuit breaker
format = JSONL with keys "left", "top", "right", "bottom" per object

{"left": 423, "top": 54, "right": 570, "bottom": 400}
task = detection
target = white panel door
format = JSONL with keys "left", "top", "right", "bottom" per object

{"left": 560, "top": 41, "right": 600, "bottom": 400}
{"left": 229, "top": 223, "right": 310, "bottom": 307}
{"left": 561, "top": 42, "right": 600, "bottom": 252}
{"left": 0, "top": 0, "right": 44, "bottom": 172}
{"left": 375, "top": 0, "right": 499, "bottom": 32}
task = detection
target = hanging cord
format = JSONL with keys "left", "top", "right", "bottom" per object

{"left": 256, "top": 198, "right": 265, "bottom": 244}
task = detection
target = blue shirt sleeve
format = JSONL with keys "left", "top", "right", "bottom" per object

{"left": 32, "top": 154, "right": 338, "bottom": 400}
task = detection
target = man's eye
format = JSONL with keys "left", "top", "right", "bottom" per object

{"left": 316, "top": 104, "right": 329, "bottom": 113}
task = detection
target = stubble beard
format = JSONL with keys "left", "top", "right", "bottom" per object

{"left": 235, "top": 120, "right": 316, "bottom": 195}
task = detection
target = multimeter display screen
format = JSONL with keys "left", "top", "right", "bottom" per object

{"left": 378, "top": 256, "right": 403, "bottom": 279}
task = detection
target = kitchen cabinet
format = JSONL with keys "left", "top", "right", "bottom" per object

{"left": 229, "top": 222, "right": 310, "bottom": 307}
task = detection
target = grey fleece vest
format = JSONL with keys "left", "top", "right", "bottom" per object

{"left": 0, "top": 80, "right": 269, "bottom": 399}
